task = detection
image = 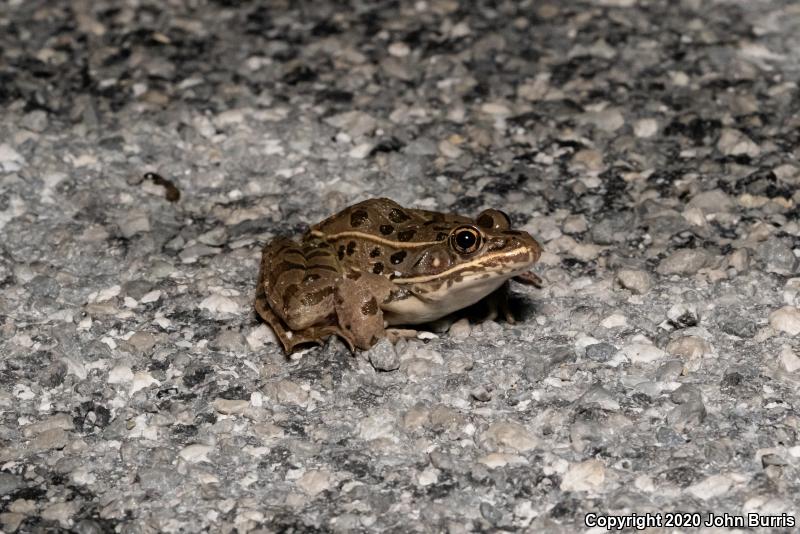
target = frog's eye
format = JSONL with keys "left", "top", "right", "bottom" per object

{"left": 476, "top": 209, "right": 512, "bottom": 231}
{"left": 451, "top": 226, "right": 482, "bottom": 254}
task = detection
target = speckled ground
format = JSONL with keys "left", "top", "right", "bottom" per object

{"left": 1, "top": 0, "right": 800, "bottom": 532}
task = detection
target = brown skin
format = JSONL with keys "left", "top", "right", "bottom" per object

{"left": 256, "top": 198, "right": 542, "bottom": 353}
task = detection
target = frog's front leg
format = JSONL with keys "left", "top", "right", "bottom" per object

{"left": 333, "top": 271, "right": 395, "bottom": 349}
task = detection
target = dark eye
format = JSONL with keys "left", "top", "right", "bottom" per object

{"left": 451, "top": 226, "right": 481, "bottom": 254}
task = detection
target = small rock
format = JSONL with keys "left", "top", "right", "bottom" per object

{"left": 367, "top": 339, "right": 400, "bottom": 371}
{"left": 21, "top": 110, "right": 49, "bottom": 132}
{"left": 560, "top": 460, "right": 606, "bottom": 492}
{"left": 271, "top": 380, "right": 309, "bottom": 405}
{"left": 686, "top": 474, "right": 733, "bottom": 500}
{"left": 657, "top": 248, "right": 711, "bottom": 275}
{"left": 687, "top": 189, "right": 734, "bottom": 213}
{"left": 756, "top": 240, "right": 797, "bottom": 275}
{"left": 118, "top": 212, "right": 151, "bottom": 238}
{"left": 580, "top": 108, "right": 625, "bottom": 132}
{"left": 41, "top": 501, "right": 80, "bottom": 527}
{"left": 438, "top": 139, "right": 463, "bottom": 159}
{"left": 633, "top": 118, "right": 658, "bottom": 138}
{"left": 481, "top": 421, "right": 539, "bottom": 452}
{"left": 387, "top": 42, "right": 410, "bottom": 57}
{"left": 622, "top": 342, "right": 667, "bottom": 364}
{"left": 448, "top": 318, "right": 472, "bottom": 338}
{"left": 199, "top": 294, "right": 241, "bottom": 315}
{"left": 179, "top": 444, "right": 212, "bottom": 463}
{"left": 577, "top": 385, "right": 620, "bottom": 411}
{"left": 666, "top": 336, "right": 713, "bottom": 359}
{"left": 359, "top": 413, "right": 397, "bottom": 442}
{"left": 212, "top": 398, "right": 250, "bottom": 415}
{"left": 402, "top": 358, "right": 443, "bottom": 379}
{"left": 130, "top": 371, "right": 159, "bottom": 393}
{"left": 0, "top": 473, "right": 23, "bottom": 495}
{"left": 324, "top": 111, "right": 376, "bottom": 138}
{"left": 108, "top": 365, "right": 134, "bottom": 384}
{"left": 667, "top": 399, "right": 706, "bottom": 431}
{"left": 470, "top": 386, "right": 492, "bottom": 402}
{"left": 477, "top": 453, "right": 528, "bottom": 469}
{"left": 585, "top": 343, "right": 617, "bottom": 362}
{"left": 779, "top": 345, "right": 800, "bottom": 373}
{"left": 717, "top": 128, "right": 760, "bottom": 157}
{"left": 600, "top": 313, "right": 627, "bottom": 329}
{"left": 296, "top": 470, "right": 332, "bottom": 496}
{"left": 616, "top": 269, "right": 652, "bottom": 294}
{"left": 0, "top": 144, "right": 25, "bottom": 172}
{"left": 29, "top": 428, "right": 69, "bottom": 452}
{"left": 769, "top": 306, "right": 800, "bottom": 336}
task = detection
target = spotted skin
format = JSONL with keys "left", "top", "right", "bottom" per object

{"left": 256, "top": 198, "right": 542, "bottom": 352}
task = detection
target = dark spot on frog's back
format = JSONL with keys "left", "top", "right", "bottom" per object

{"left": 390, "top": 251, "right": 407, "bottom": 264}
{"left": 397, "top": 229, "right": 416, "bottom": 241}
{"left": 361, "top": 296, "right": 378, "bottom": 316}
{"left": 370, "top": 247, "right": 381, "bottom": 257}
{"left": 380, "top": 224, "right": 394, "bottom": 235}
{"left": 388, "top": 208, "right": 411, "bottom": 223}
{"left": 337, "top": 245, "right": 345, "bottom": 260}
{"left": 372, "top": 262, "right": 384, "bottom": 274}
{"left": 350, "top": 209, "right": 369, "bottom": 227}
{"left": 346, "top": 241, "right": 357, "bottom": 255}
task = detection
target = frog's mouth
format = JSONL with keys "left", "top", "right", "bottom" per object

{"left": 392, "top": 245, "right": 540, "bottom": 287}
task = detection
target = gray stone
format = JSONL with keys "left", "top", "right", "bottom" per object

{"left": 367, "top": 339, "right": 400, "bottom": 371}
{"left": 657, "top": 248, "right": 711, "bottom": 275}
{"left": 584, "top": 343, "right": 617, "bottom": 362}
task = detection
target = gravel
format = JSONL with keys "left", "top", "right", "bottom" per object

{"left": 2, "top": 0, "right": 800, "bottom": 532}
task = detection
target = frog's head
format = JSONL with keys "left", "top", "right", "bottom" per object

{"left": 384, "top": 209, "right": 542, "bottom": 323}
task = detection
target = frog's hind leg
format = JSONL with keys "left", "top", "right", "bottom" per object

{"left": 256, "top": 237, "right": 356, "bottom": 351}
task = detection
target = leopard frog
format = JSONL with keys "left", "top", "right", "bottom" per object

{"left": 255, "top": 198, "right": 542, "bottom": 352}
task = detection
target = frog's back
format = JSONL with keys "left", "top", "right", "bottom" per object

{"left": 310, "top": 198, "right": 470, "bottom": 237}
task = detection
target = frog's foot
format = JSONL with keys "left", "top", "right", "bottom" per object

{"left": 385, "top": 328, "right": 418, "bottom": 343}
{"left": 481, "top": 285, "right": 516, "bottom": 324}
{"left": 256, "top": 284, "right": 353, "bottom": 352}
{"left": 513, "top": 271, "right": 543, "bottom": 288}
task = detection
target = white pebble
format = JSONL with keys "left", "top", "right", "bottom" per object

{"left": 769, "top": 306, "right": 800, "bottom": 336}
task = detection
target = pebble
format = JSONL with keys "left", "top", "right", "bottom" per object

{"left": 616, "top": 269, "right": 652, "bottom": 294}
{"left": 448, "top": 318, "right": 472, "bottom": 338}
{"left": 108, "top": 365, "right": 134, "bottom": 384}
{"left": 179, "top": 444, "right": 212, "bottom": 463}
{"left": 323, "top": 111, "right": 377, "bottom": 138}
{"left": 756, "top": 239, "right": 797, "bottom": 275}
{"left": 666, "top": 336, "right": 713, "bottom": 359}
{"left": 633, "top": 118, "right": 658, "bottom": 138}
{"left": 600, "top": 313, "right": 627, "bottom": 329}
{"left": 560, "top": 460, "right": 606, "bottom": 492}
{"left": 656, "top": 248, "right": 711, "bottom": 275}
{"left": 579, "top": 108, "right": 625, "bottom": 132}
{"left": 199, "top": 294, "right": 241, "bottom": 315}
{"left": 481, "top": 421, "right": 539, "bottom": 452}
{"left": 686, "top": 474, "right": 733, "bottom": 500}
{"left": 367, "top": 339, "right": 400, "bottom": 371}
{"left": 769, "top": 306, "right": 800, "bottom": 336}
{"left": 779, "top": 345, "right": 800, "bottom": 373}
{"left": 269, "top": 380, "right": 309, "bottom": 406}
{"left": 29, "top": 428, "right": 69, "bottom": 452}
{"left": 717, "top": 128, "right": 761, "bottom": 157}
{"left": 622, "top": 342, "right": 667, "bottom": 364}
{"left": 296, "top": 470, "right": 332, "bottom": 496}
{"left": 687, "top": 189, "right": 734, "bottom": 213}
{"left": 212, "top": 398, "right": 250, "bottom": 415}
{"left": 0, "top": 144, "right": 25, "bottom": 172}
{"left": 584, "top": 343, "right": 618, "bottom": 362}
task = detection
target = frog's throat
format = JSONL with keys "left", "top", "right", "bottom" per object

{"left": 392, "top": 247, "right": 537, "bottom": 285}
{"left": 309, "top": 230, "right": 440, "bottom": 248}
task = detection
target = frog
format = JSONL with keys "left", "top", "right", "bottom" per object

{"left": 255, "top": 198, "right": 542, "bottom": 352}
